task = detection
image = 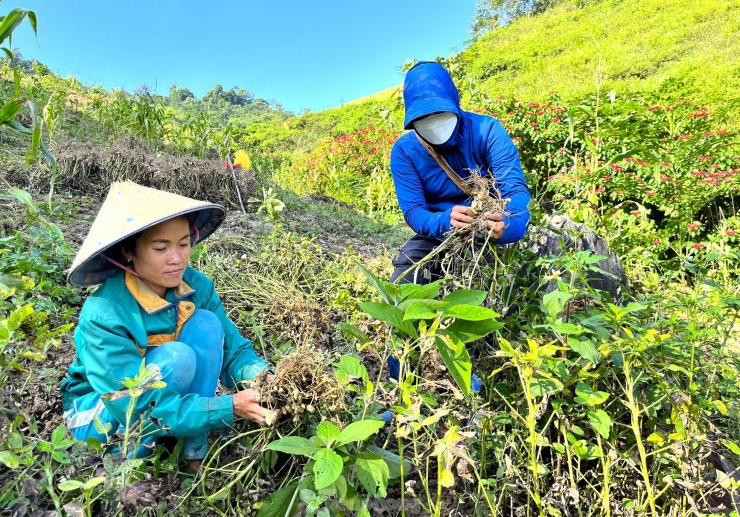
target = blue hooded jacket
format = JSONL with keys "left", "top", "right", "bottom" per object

{"left": 390, "top": 61, "right": 531, "bottom": 242}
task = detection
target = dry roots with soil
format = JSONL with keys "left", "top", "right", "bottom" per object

{"left": 249, "top": 344, "right": 346, "bottom": 425}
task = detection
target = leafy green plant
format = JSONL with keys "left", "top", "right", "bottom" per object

{"left": 249, "top": 186, "right": 286, "bottom": 222}
{"left": 263, "top": 419, "right": 390, "bottom": 516}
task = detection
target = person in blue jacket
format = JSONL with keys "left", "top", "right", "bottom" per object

{"left": 61, "top": 181, "right": 271, "bottom": 469}
{"left": 390, "top": 61, "right": 531, "bottom": 283}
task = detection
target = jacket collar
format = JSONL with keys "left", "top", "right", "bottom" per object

{"left": 124, "top": 271, "right": 195, "bottom": 314}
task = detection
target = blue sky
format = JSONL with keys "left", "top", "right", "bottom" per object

{"left": 7, "top": 1, "right": 478, "bottom": 114}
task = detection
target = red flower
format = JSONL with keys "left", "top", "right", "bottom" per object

{"left": 646, "top": 191, "right": 657, "bottom": 197}
{"left": 692, "top": 243, "right": 705, "bottom": 249}
{"left": 551, "top": 118, "right": 561, "bottom": 123}
{"left": 631, "top": 210, "right": 641, "bottom": 216}
{"left": 688, "top": 223, "right": 701, "bottom": 231}
{"left": 726, "top": 230, "right": 738, "bottom": 236}
{"left": 653, "top": 239, "right": 661, "bottom": 245}
{"left": 594, "top": 187, "right": 604, "bottom": 194}
{"left": 637, "top": 161, "right": 649, "bottom": 167}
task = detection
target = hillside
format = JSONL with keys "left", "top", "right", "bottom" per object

{"left": 458, "top": 0, "right": 740, "bottom": 120}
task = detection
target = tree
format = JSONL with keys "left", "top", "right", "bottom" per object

{"left": 470, "top": 0, "right": 560, "bottom": 33}
{"left": 169, "top": 83, "right": 194, "bottom": 102}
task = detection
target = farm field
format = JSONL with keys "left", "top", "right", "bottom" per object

{"left": 1, "top": 1, "right": 739, "bottom": 516}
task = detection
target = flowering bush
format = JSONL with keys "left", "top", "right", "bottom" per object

{"left": 280, "top": 124, "right": 400, "bottom": 214}
{"left": 475, "top": 92, "right": 739, "bottom": 267}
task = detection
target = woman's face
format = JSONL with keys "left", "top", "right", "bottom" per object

{"left": 124, "top": 216, "right": 192, "bottom": 298}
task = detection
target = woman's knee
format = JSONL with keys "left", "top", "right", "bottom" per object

{"left": 145, "top": 341, "right": 196, "bottom": 394}
{"left": 187, "top": 309, "right": 224, "bottom": 340}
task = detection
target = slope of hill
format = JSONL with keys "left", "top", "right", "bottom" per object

{"left": 460, "top": 0, "right": 740, "bottom": 120}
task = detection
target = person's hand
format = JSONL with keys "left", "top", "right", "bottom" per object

{"left": 450, "top": 206, "right": 475, "bottom": 229}
{"left": 486, "top": 212, "right": 505, "bottom": 240}
{"left": 233, "top": 389, "right": 270, "bottom": 425}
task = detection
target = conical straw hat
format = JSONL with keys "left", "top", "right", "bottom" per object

{"left": 68, "top": 181, "right": 226, "bottom": 286}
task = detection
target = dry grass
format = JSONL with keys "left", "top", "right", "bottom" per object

{"left": 8, "top": 136, "right": 256, "bottom": 210}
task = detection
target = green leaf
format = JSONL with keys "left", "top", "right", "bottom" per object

{"left": 442, "top": 318, "right": 503, "bottom": 343}
{"left": 83, "top": 476, "right": 106, "bottom": 491}
{"left": 530, "top": 376, "right": 561, "bottom": 398}
{"left": 52, "top": 450, "right": 69, "bottom": 464}
{"left": 7, "top": 303, "right": 33, "bottom": 331}
{"left": 335, "top": 420, "right": 384, "bottom": 447}
{"left": 266, "top": 436, "right": 319, "bottom": 457}
{"left": 722, "top": 439, "right": 740, "bottom": 457}
{"left": 359, "top": 302, "right": 417, "bottom": 338}
{"left": 441, "top": 289, "right": 488, "bottom": 307}
{"left": 549, "top": 323, "right": 583, "bottom": 335}
{"left": 334, "top": 323, "right": 370, "bottom": 345}
{"left": 356, "top": 262, "right": 393, "bottom": 304}
{"left": 257, "top": 479, "right": 300, "bottom": 517}
{"left": 299, "top": 489, "right": 316, "bottom": 505}
{"left": 312, "top": 449, "right": 343, "bottom": 490}
{"left": 541, "top": 291, "right": 573, "bottom": 320}
{"left": 587, "top": 409, "right": 612, "bottom": 439}
{"left": 51, "top": 425, "right": 67, "bottom": 448}
{"left": 442, "top": 304, "right": 499, "bottom": 321}
{"left": 397, "top": 280, "right": 444, "bottom": 302}
{"left": 334, "top": 355, "right": 368, "bottom": 383}
{"left": 355, "top": 451, "right": 389, "bottom": 497}
{"left": 568, "top": 337, "right": 601, "bottom": 364}
{"left": 365, "top": 445, "right": 412, "bottom": 479}
{"left": 575, "top": 381, "right": 609, "bottom": 406}
{"left": 403, "top": 301, "right": 440, "bottom": 320}
{"left": 436, "top": 335, "right": 472, "bottom": 398}
{"left": 0, "top": 9, "right": 36, "bottom": 46}
{"left": 57, "top": 480, "right": 85, "bottom": 492}
{"left": 316, "top": 421, "right": 340, "bottom": 446}
{"left": 0, "top": 450, "right": 20, "bottom": 469}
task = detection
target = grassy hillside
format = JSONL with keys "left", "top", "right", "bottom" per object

{"left": 461, "top": 0, "right": 740, "bottom": 121}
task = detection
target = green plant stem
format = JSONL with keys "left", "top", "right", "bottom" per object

{"left": 623, "top": 359, "right": 657, "bottom": 517}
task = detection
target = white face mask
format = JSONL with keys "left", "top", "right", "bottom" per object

{"left": 413, "top": 112, "right": 458, "bottom": 145}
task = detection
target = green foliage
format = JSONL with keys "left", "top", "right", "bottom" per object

{"left": 263, "top": 415, "right": 389, "bottom": 516}
{"left": 278, "top": 124, "right": 401, "bottom": 214}
{"left": 462, "top": 0, "right": 740, "bottom": 124}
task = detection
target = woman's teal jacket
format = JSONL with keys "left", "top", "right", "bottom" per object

{"left": 60, "top": 267, "right": 268, "bottom": 437}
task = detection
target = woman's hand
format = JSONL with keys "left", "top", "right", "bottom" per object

{"left": 232, "top": 389, "right": 270, "bottom": 425}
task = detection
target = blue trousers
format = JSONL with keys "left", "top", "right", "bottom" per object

{"left": 63, "top": 309, "right": 225, "bottom": 460}
{"left": 390, "top": 234, "right": 444, "bottom": 284}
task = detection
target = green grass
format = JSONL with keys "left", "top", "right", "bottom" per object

{"left": 463, "top": 0, "right": 740, "bottom": 123}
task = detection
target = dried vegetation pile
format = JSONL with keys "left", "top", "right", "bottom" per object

{"left": 9, "top": 136, "right": 256, "bottom": 210}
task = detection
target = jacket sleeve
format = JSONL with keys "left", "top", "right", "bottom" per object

{"left": 390, "top": 143, "right": 452, "bottom": 239}
{"left": 200, "top": 277, "right": 269, "bottom": 388}
{"left": 78, "top": 315, "right": 234, "bottom": 437}
{"left": 483, "top": 121, "right": 531, "bottom": 244}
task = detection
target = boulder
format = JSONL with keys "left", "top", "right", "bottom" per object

{"left": 527, "top": 214, "right": 629, "bottom": 301}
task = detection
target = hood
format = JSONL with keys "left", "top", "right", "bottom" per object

{"left": 403, "top": 61, "right": 461, "bottom": 130}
